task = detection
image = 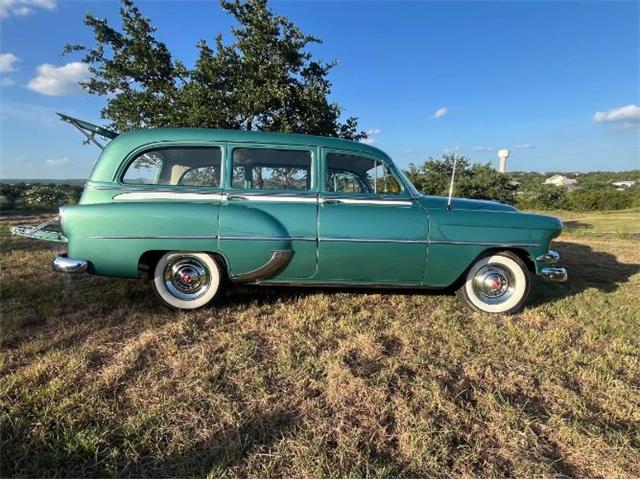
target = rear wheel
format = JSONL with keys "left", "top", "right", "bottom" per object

{"left": 151, "top": 252, "right": 222, "bottom": 310}
{"left": 456, "top": 251, "right": 531, "bottom": 314}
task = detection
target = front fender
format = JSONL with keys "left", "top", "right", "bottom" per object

{"left": 424, "top": 209, "right": 562, "bottom": 287}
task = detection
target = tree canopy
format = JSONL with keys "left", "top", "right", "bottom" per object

{"left": 64, "top": 0, "right": 365, "bottom": 140}
{"left": 405, "top": 154, "right": 518, "bottom": 204}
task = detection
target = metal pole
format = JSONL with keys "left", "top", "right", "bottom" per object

{"left": 447, "top": 148, "right": 458, "bottom": 211}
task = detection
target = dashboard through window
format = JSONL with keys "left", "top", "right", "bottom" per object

{"left": 325, "top": 153, "right": 402, "bottom": 195}
{"left": 122, "top": 146, "right": 222, "bottom": 187}
{"left": 232, "top": 148, "right": 312, "bottom": 191}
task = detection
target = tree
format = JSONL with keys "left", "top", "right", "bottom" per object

{"left": 406, "top": 154, "right": 517, "bottom": 204}
{"left": 24, "top": 185, "right": 69, "bottom": 207}
{"left": 64, "top": 0, "right": 365, "bottom": 140}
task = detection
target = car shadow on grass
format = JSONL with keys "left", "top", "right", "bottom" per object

{"left": 223, "top": 239, "right": 640, "bottom": 311}
{"left": 562, "top": 220, "right": 593, "bottom": 232}
{"left": 527, "top": 240, "right": 640, "bottom": 307}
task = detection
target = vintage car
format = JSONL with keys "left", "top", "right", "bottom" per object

{"left": 13, "top": 122, "right": 567, "bottom": 314}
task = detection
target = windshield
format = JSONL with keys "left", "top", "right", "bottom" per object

{"left": 394, "top": 163, "right": 422, "bottom": 198}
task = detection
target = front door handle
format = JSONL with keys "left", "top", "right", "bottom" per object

{"left": 321, "top": 198, "right": 342, "bottom": 205}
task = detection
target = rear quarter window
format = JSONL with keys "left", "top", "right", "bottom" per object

{"left": 122, "top": 147, "right": 222, "bottom": 187}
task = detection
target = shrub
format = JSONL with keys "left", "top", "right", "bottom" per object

{"left": 0, "top": 183, "right": 28, "bottom": 208}
{"left": 516, "top": 185, "right": 568, "bottom": 210}
{"left": 22, "top": 184, "right": 83, "bottom": 208}
{"left": 565, "top": 189, "right": 633, "bottom": 211}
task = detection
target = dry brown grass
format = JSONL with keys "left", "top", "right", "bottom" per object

{"left": 1, "top": 213, "right": 639, "bottom": 477}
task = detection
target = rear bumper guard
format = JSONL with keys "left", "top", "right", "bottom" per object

{"left": 53, "top": 254, "right": 88, "bottom": 274}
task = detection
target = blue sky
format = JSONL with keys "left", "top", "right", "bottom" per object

{"left": 0, "top": 0, "right": 638, "bottom": 179}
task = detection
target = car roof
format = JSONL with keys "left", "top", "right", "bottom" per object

{"left": 89, "top": 128, "right": 390, "bottom": 183}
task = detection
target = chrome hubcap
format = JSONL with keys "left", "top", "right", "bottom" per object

{"left": 472, "top": 265, "right": 515, "bottom": 305}
{"left": 164, "top": 256, "right": 210, "bottom": 300}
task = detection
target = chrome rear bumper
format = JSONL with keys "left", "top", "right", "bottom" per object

{"left": 53, "top": 255, "right": 88, "bottom": 274}
{"left": 540, "top": 267, "right": 568, "bottom": 282}
{"left": 536, "top": 250, "right": 567, "bottom": 282}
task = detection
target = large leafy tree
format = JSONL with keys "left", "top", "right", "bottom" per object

{"left": 64, "top": 0, "right": 365, "bottom": 140}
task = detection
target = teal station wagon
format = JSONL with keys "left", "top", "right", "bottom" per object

{"left": 14, "top": 124, "right": 567, "bottom": 314}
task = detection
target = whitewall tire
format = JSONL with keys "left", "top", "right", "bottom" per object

{"left": 152, "top": 252, "right": 222, "bottom": 310}
{"left": 456, "top": 251, "right": 531, "bottom": 314}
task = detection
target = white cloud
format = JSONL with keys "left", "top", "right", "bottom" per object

{"left": 433, "top": 107, "right": 448, "bottom": 119}
{"left": 0, "top": 0, "right": 56, "bottom": 18}
{"left": 27, "top": 62, "right": 90, "bottom": 96}
{"left": 0, "top": 77, "right": 15, "bottom": 86}
{"left": 593, "top": 104, "right": 640, "bottom": 124}
{"left": 515, "top": 143, "right": 535, "bottom": 149}
{"left": 474, "top": 146, "right": 495, "bottom": 152}
{"left": 0, "top": 52, "right": 19, "bottom": 72}
{"left": 360, "top": 128, "right": 382, "bottom": 145}
{"left": 403, "top": 147, "right": 423, "bottom": 154}
{"left": 45, "top": 157, "right": 70, "bottom": 167}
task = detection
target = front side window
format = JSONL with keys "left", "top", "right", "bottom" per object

{"left": 231, "top": 148, "right": 311, "bottom": 191}
{"left": 325, "top": 153, "right": 402, "bottom": 195}
{"left": 122, "top": 147, "right": 222, "bottom": 187}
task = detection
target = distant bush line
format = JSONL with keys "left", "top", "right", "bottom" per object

{"left": 406, "top": 156, "right": 639, "bottom": 212}
{"left": 1, "top": 161, "right": 638, "bottom": 212}
{"left": 0, "top": 183, "right": 83, "bottom": 211}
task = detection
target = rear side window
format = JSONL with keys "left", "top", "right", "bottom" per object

{"left": 232, "top": 148, "right": 311, "bottom": 191}
{"left": 122, "top": 147, "right": 222, "bottom": 187}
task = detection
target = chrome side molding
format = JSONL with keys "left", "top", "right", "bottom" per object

{"left": 231, "top": 249, "right": 294, "bottom": 283}
{"left": 539, "top": 267, "right": 567, "bottom": 282}
{"left": 52, "top": 254, "right": 88, "bottom": 274}
{"left": 536, "top": 250, "right": 560, "bottom": 264}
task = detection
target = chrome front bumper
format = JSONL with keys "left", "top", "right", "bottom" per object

{"left": 52, "top": 255, "right": 88, "bottom": 274}
{"left": 536, "top": 250, "right": 567, "bottom": 282}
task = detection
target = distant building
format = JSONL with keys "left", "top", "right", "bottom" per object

{"left": 612, "top": 180, "right": 636, "bottom": 190}
{"left": 544, "top": 174, "right": 578, "bottom": 189}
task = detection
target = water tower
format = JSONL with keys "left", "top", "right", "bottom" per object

{"left": 497, "top": 149, "right": 510, "bottom": 173}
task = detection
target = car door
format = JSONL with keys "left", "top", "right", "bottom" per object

{"left": 218, "top": 144, "right": 318, "bottom": 280}
{"left": 317, "top": 149, "right": 428, "bottom": 284}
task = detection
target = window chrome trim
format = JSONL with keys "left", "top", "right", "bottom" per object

{"left": 226, "top": 194, "right": 317, "bottom": 203}
{"left": 113, "top": 192, "right": 225, "bottom": 201}
{"left": 319, "top": 197, "right": 413, "bottom": 206}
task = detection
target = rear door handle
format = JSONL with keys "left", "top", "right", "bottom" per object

{"left": 227, "top": 194, "right": 247, "bottom": 201}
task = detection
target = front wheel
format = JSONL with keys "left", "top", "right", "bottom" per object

{"left": 152, "top": 252, "right": 222, "bottom": 310}
{"left": 456, "top": 251, "right": 531, "bottom": 314}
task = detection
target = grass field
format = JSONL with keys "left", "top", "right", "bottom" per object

{"left": 1, "top": 210, "right": 639, "bottom": 477}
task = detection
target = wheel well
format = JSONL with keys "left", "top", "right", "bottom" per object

{"left": 138, "top": 250, "right": 230, "bottom": 281}
{"left": 475, "top": 247, "right": 535, "bottom": 273}
{"left": 448, "top": 247, "right": 536, "bottom": 291}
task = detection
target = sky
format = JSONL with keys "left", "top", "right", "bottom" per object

{"left": 0, "top": 0, "right": 638, "bottom": 179}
